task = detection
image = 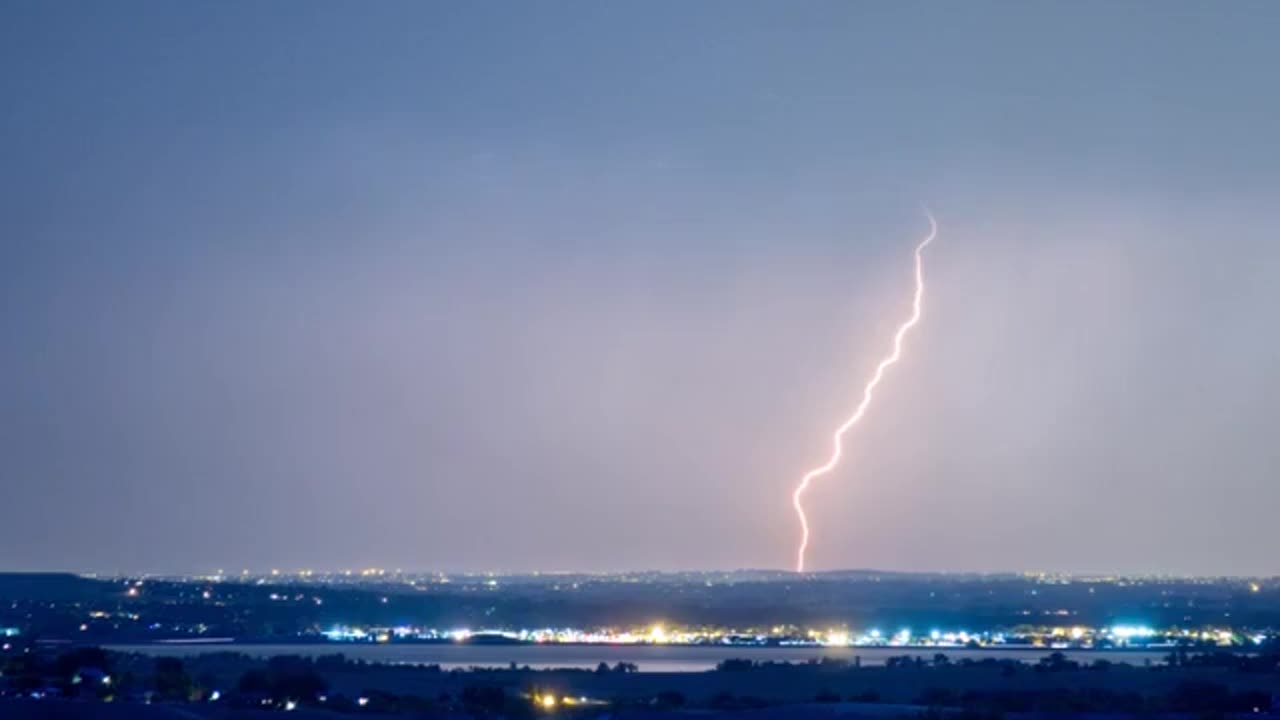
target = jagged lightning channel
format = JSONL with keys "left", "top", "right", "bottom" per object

{"left": 791, "top": 212, "right": 938, "bottom": 573}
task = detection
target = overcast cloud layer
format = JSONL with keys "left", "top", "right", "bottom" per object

{"left": 2, "top": 1, "right": 1278, "bottom": 575}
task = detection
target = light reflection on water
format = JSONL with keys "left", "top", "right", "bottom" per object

{"left": 106, "top": 643, "right": 1181, "bottom": 673}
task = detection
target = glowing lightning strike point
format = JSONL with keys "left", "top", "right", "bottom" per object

{"left": 791, "top": 211, "right": 938, "bottom": 573}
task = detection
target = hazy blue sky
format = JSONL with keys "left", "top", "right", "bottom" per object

{"left": 2, "top": 1, "right": 1277, "bottom": 575}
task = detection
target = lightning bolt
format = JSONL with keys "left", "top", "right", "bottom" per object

{"left": 791, "top": 211, "right": 938, "bottom": 573}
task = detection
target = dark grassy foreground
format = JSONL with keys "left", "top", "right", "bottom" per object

{"left": 115, "top": 652, "right": 1280, "bottom": 705}
{"left": 4, "top": 647, "right": 1280, "bottom": 717}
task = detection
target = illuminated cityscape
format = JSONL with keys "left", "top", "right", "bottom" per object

{"left": 313, "top": 621, "right": 1270, "bottom": 651}
{"left": 6, "top": 570, "right": 1280, "bottom": 715}
{"left": 8, "top": 570, "right": 1277, "bottom": 650}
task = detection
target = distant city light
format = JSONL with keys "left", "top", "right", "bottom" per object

{"left": 1109, "top": 625, "right": 1156, "bottom": 641}
{"left": 296, "top": 615, "right": 1274, "bottom": 653}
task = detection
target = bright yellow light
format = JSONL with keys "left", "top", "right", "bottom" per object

{"left": 1250, "top": 583, "right": 1261, "bottom": 593}
{"left": 649, "top": 624, "right": 668, "bottom": 644}
{"left": 539, "top": 694, "right": 557, "bottom": 709}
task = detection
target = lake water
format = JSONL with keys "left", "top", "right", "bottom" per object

{"left": 105, "top": 643, "right": 1179, "bottom": 673}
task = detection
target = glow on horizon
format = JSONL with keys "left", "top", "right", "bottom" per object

{"left": 791, "top": 212, "right": 938, "bottom": 573}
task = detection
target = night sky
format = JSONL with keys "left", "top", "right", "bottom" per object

{"left": 2, "top": 2, "right": 1278, "bottom": 575}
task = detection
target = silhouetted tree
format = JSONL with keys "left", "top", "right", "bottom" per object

{"left": 54, "top": 647, "right": 111, "bottom": 678}
{"left": 653, "top": 690, "right": 685, "bottom": 709}
{"left": 154, "top": 657, "right": 192, "bottom": 701}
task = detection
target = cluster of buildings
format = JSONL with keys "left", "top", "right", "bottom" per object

{"left": 314, "top": 622, "right": 1274, "bottom": 649}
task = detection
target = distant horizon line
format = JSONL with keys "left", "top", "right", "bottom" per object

{"left": 1, "top": 567, "right": 1274, "bottom": 581}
